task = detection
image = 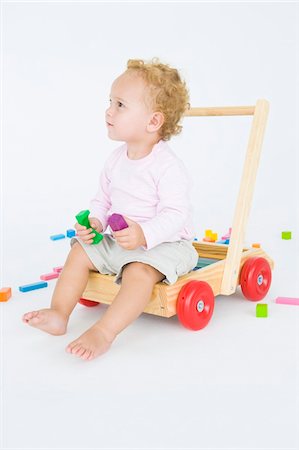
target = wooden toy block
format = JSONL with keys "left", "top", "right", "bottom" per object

{"left": 203, "top": 230, "right": 218, "bottom": 242}
{"left": 0, "top": 287, "right": 12, "bottom": 302}
{"left": 40, "top": 272, "right": 60, "bottom": 281}
{"left": 275, "top": 297, "right": 299, "bottom": 306}
{"left": 75, "top": 210, "right": 103, "bottom": 244}
{"left": 53, "top": 266, "right": 63, "bottom": 273}
{"left": 19, "top": 281, "right": 48, "bottom": 292}
{"left": 193, "top": 257, "right": 221, "bottom": 270}
{"left": 252, "top": 243, "right": 261, "bottom": 248}
{"left": 256, "top": 303, "right": 268, "bottom": 317}
{"left": 50, "top": 234, "right": 65, "bottom": 241}
{"left": 108, "top": 214, "right": 128, "bottom": 231}
{"left": 66, "top": 229, "right": 76, "bottom": 238}
{"left": 281, "top": 231, "right": 292, "bottom": 240}
{"left": 221, "top": 227, "right": 232, "bottom": 240}
{"left": 203, "top": 237, "right": 214, "bottom": 242}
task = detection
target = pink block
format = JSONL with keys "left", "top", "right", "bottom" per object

{"left": 222, "top": 227, "right": 232, "bottom": 240}
{"left": 53, "top": 266, "right": 63, "bottom": 273}
{"left": 40, "top": 272, "right": 60, "bottom": 281}
{"left": 275, "top": 297, "right": 299, "bottom": 306}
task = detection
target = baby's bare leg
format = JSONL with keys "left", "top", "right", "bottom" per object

{"left": 22, "top": 242, "right": 97, "bottom": 335}
{"left": 66, "top": 262, "right": 164, "bottom": 360}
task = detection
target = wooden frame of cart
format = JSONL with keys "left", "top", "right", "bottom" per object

{"left": 79, "top": 99, "right": 274, "bottom": 330}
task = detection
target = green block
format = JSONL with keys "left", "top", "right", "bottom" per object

{"left": 256, "top": 303, "right": 268, "bottom": 318}
{"left": 281, "top": 231, "right": 292, "bottom": 240}
{"left": 75, "top": 209, "right": 103, "bottom": 244}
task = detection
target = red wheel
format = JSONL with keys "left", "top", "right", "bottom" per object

{"left": 240, "top": 257, "right": 272, "bottom": 301}
{"left": 177, "top": 280, "right": 215, "bottom": 330}
{"left": 78, "top": 298, "right": 100, "bottom": 307}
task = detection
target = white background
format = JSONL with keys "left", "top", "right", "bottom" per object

{"left": 1, "top": 2, "right": 298, "bottom": 450}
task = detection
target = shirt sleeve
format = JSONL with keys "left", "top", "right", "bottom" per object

{"left": 89, "top": 163, "right": 111, "bottom": 231}
{"left": 139, "top": 160, "right": 192, "bottom": 250}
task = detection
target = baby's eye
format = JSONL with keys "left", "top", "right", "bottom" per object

{"left": 117, "top": 101, "right": 124, "bottom": 108}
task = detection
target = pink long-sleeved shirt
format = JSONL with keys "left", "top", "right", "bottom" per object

{"left": 89, "top": 139, "right": 195, "bottom": 250}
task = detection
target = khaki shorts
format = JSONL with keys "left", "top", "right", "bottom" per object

{"left": 71, "top": 234, "right": 198, "bottom": 285}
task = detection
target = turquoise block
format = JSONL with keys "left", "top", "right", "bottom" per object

{"left": 66, "top": 229, "right": 76, "bottom": 238}
{"left": 19, "top": 281, "right": 48, "bottom": 292}
{"left": 50, "top": 234, "right": 66, "bottom": 241}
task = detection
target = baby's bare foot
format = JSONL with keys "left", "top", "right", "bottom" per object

{"left": 22, "top": 308, "right": 68, "bottom": 335}
{"left": 66, "top": 324, "right": 114, "bottom": 361}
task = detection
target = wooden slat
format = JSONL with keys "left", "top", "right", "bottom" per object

{"left": 83, "top": 272, "right": 168, "bottom": 317}
{"left": 192, "top": 241, "right": 229, "bottom": 260}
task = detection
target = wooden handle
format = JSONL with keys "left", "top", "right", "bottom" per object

{"left": 220, "top": 99, "right": 270, "bottom": 294}
{"left": 184, "top": 106, "right": 255, "bottom": 117}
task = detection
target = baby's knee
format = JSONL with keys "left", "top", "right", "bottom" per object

{"left": 69, "top": 241, "right": 97, "bottom": 271}
{"left": 70, "top": 240, "right": 84, "bottom": 256}
{"left": 123, "top": 262, "right": 163, "bottom": 283}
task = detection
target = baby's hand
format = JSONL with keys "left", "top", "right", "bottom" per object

{"left": 113, "top": 217, "right": 146, "bottom": 250}
{"left": 75, "top": 217, "right": 103, "bottom": 245}
{"left": 89, "top": 217, "right": 103, "bottom": 233}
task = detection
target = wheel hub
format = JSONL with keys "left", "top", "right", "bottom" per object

{"left": 257, "top": 274, "right": 264, "bottom": 285}
{"left": 196, "top": 300, "right": 205, "bottom": 313}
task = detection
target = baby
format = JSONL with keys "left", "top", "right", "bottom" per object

{"left": 22, "top": 58, "right": 198, "bottom": 360}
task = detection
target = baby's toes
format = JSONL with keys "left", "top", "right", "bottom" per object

{"left": 81, "top": 350, "right": 92, "bottom": 361}
{"left": 76, "top": 346, "right": 88, "bottom": 358}
{"left": 66, "top": 341, "right": 81, "bottom": 354}
{"left": 30, "top": 313, "right": 43, "bottom": 323}
{"left": 22, "top": 311, "right": 38, "bottom": 322}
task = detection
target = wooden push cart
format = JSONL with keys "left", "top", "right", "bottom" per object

{"left": 79, "top": 99, "right": 274, "bottom": 330}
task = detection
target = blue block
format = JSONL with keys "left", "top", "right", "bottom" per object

{"left": 66, "top": 229, "right": 76, "bottom": 238}
{"left": 216, "top": 239, "right": 227, "bottom": 244}
{"left": 50, "top": 234, "right": 65, "bottom": 241}
{"left": 19, "top": 281, "right": 48, "bottom": 292}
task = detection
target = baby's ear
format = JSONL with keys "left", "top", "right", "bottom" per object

{"left": 147, "top": 112, "right": 164, "bottom": 133}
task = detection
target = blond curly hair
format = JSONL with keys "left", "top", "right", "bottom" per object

{"left": 126, "top": 58, "right": 189, "bottom": 141}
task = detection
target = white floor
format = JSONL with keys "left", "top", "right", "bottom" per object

{"left": 1, "top": 234, "right": 298, "bottom": 450}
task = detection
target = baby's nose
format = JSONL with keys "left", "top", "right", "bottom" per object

{"left": 106, "top": 106, "right": 113, "bottom": 117}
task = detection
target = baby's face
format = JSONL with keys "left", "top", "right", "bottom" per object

{"left": 106, "top": 71, "right": 154, "bottom": 143}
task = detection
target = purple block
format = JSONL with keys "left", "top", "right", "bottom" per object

{"left": 108, "top": 214, "right": 128, "bottom": 231}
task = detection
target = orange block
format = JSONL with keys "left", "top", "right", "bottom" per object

{"left": 252, "top": 243, "right": 261, "bottom": 248}
{"left": 203, "top": 237, "right": 214, "bottom": 242}
{"left": 0, "top": 287, "right": 12, "bottom": 302}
